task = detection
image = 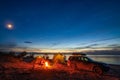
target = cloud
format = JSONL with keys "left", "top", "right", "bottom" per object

{"left": 79, "top": 36, "right": 120, "bottom": 45}
{"left": 0, "top": 42, "right": 18, "bottom": 52}
{"left": 0, "top": 41, "right": 33, "bottom": 51}
{"left": 107, "top": 44, "right": 120, "bottom": 50}
{"left": 0, "top": 41, "right": 42, "bottom": 52}
{"left": 24, "top": 41, "right": 32, "bottom": 44}
{"left": 85, "top": 44, "right": 100, "bottom": 48}
{"left": 75, "top": 43, "right": 100, "bottom": 49}
{"left": 50, "top": 42, "right": 61, "bottom": 47}
{"left": 108, "top": 44, "right": 120, "bottom": 47}
{"left": 0, "top": 42, "right": 17, "bottom": 48}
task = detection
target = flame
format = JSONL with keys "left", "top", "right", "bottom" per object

{"left": 45, "top": 61, "right": 49, "bottom": 67}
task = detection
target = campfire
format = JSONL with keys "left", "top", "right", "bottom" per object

{"left": 45, "top": 61, "right": 49, "bottom": 67}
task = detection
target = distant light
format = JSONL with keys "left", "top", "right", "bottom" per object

{"left": 6, "top": 23, "right": 13, "bottom": 30}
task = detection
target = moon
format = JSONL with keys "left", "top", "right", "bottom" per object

{"left": 6, "top": 23, "right": 13, "bottom": 30}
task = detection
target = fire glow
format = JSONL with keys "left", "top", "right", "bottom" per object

{"left": 45, "top": 61, "right": 49, "bottom": 67}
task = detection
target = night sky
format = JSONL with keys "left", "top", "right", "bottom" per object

{"left": 0, "top": 0, "right": 120, "bottom": 52}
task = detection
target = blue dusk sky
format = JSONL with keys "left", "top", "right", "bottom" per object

{"left": 0, "top": 0, "right": 120, "bottom": 52}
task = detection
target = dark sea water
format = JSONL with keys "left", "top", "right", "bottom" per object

{"left": 88, "top": 55, "right": 120, "bottom": 65}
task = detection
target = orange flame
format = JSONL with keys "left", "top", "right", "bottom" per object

{"left": 45, "top": 61, "right": 49, "bottom": 67}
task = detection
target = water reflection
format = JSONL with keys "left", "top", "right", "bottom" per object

{"left": 88, "top": 55, "right": 120, "bottom": 65}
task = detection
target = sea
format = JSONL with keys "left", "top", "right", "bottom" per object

{"left": 87, "top": 55, "right": 120, "bottom": 65}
